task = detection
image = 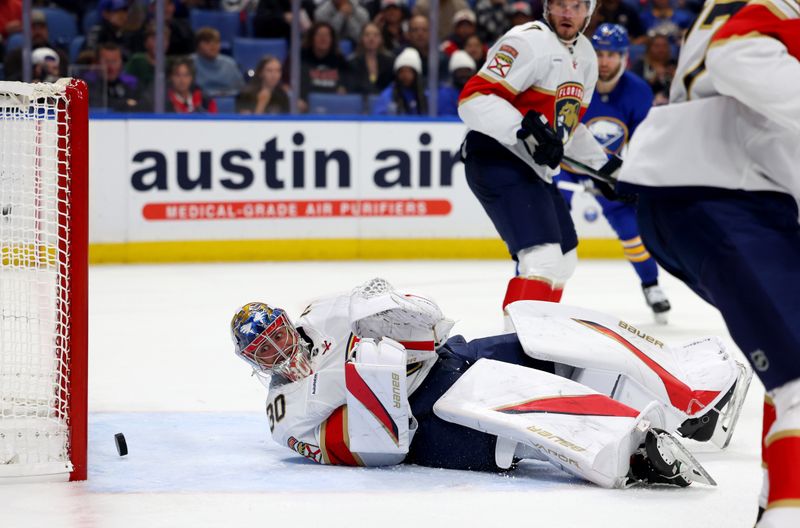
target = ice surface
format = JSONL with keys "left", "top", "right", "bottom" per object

{"left": 0, "top": 260, "right": 763, "bottom": 528}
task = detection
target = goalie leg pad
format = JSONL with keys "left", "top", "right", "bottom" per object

{"left": 506, "top": 301, "right": 750, "bottom": 447}
{"left": 432, "top": 358, "right": 669, "bottom": 488}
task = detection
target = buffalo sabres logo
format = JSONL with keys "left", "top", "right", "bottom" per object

{"left": 586, "top": 117, "right": 628, "bottom": 155}
{"left": 554, "top": 82, "right": 584, "bottom": 141}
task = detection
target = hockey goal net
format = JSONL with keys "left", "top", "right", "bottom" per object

{"left": 0, "top": 79, "right": 88, "bottom": 482}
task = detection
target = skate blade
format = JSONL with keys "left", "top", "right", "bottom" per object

{"left": 658, "top": 430, "right": 717, "bottom": 486}
{"left": 711, "top": 362, "right": 754, "bottom": 449}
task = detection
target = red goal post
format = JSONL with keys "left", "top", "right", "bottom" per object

{"left": 0, "top": 79, "right": 88, "bottom": 482}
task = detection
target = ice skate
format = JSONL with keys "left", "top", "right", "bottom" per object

{"left": 642, "top": 284, "right": 671, "bottom": 324}
{"left": 678, "top": 361, "right": 753, "bottom": 448}
{"left": 628, "top": 428, "right": 716, "bottom": 487}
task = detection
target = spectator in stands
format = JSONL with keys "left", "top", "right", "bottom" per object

{"left": 86, "top": 42, "right": 147, "bottom": 111}
{"left": 86, "top": 0, "right": 138, "bottom": 56}
{"left": 0, "top": 0, "right": 22, "bottom": 40}
{"left": 508, "top": 1, "right": 536, "bottom": 27}
{"left": 437, "top": 49, "right": 476, "bottom": 116}
{"left": 413, "top": 0, "right": 469, "bottom": 41}
{"left": 31, "top": 47, "right": 61, "bottom": 83}
{"left": 252, "top": 0, "right": 312, "bottom": 40}
{"left": 405, "top": 14, "right": 435, "bottom": 82}
{"left": 372, "top": 47, "right": 426, "bottom": 115}
{"left": 640, "top": 0, "right": 695, "bottom": 43}
{"left": 166, "top": 57, "right": 218, "bottom": 113}
{"left": 191, "top": 27, "right": 245, "bottom": 97}
{"left": 590, "top": 0, "right": 646, "bottom": 44}
{"left": 125, "top": 22, "right": 170, "bottom": 91}
{"left": 145, "top": 0, "right": 195, "bottom": 56}
{"left": 315, "top": 0, "right": 370, "bottom": 44}
{"left": 631, "top": 32, "right": 676, "bottom": 101}
{"left": 441, "top": 9, "right": 477, "bottom": 57}
{"left": 236, "top": 55, "right": 290, "bottom": 113}
{"left": 475, "top": 0, "right": 508, "bottom": 44}
{"left": 4, "top": 10, "right": 69, "bottom": 81}
{"left": 463, "top": 34, "right": 486, "bottom": 69}
{"left": 299, "top": 21, "right": 349, "bottom": 103}
{"left": 346, "top": 22, "right": 394, "bottom": 95}
{"left": 374, "top": 0, "right": 408, "bottom": 54}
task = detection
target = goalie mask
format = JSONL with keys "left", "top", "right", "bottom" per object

{"left": 230, "top": 302, "right": 313, "bottom": 382}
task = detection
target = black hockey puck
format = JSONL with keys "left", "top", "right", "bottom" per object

{"left": 114, "top": 433, "right": 128, "bottom": 456}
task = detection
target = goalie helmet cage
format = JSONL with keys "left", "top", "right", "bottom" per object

{"left": 0, "top": 79, "right": 88, "bottom": 482}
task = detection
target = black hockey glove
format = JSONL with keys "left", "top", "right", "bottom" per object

{"left": 516, "top": 110, "right": 564, "bottom": 170}
{"left": 595, "top": 155, "right": 636, "bottom": 203}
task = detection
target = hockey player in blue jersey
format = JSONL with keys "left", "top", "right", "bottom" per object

{"left": 556, "top": 23, "right": 671, "bottom": 323}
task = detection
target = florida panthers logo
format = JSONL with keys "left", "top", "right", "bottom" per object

{"left": 554, "top": 82, "right": 584, "bottom": 141}
{"left": 586, "top": 117, "right": 628, "bottom": 155}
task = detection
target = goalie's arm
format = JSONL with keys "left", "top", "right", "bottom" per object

{"left": 314, "top": 339, "right": 416, "bottom": 466}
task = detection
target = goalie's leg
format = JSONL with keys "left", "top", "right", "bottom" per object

{"left": 431, "top": 358, "right": 715, "bottom": 488}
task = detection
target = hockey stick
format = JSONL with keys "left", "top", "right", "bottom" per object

{"left": 556, "top": 179, "right": 602, "bottom": 196}
{"left": 562, "top": 155, "right": 618, "bottom": 185}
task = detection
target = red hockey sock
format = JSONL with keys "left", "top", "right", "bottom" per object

{"left": 766, "top": 418, "right": 800, "bottom": 509}
{"left": 763, "top": 395, "right": 777, "bottom": 469}
{"left": 502, "top": 277, "right": 553, "bottom": 310}
{"left": 550, "top": 287, "right": 564, "bottom": 303}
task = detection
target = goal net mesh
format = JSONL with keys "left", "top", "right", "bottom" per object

{"left": 0, "top": 81, "right": 75, "bottom": 478}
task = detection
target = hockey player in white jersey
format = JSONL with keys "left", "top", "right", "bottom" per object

{"left": 458, "top": 0, "right": 621, "bottom": 316}
{"left": 230, "top": 278, "right": 750, "bottom": 489}
{"left": 616, "top": 0, "right": 800, "bottom": 525}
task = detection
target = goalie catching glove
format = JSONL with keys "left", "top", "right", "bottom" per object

{"left": 349, "top": 278, "right": 454, "bottom": 363}
{"left": 517, "top": 110, "right": 564, "bottom": 170}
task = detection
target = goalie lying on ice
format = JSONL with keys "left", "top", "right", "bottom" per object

{"left": 229, "top": 278, "right": 751, "bottom": 489}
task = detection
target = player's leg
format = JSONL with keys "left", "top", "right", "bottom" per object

{"left": 405, "top": 345, "right": 506, "bottom": 471}
{"left": 432, "top": 358, "right": 716, "bottom": 488}
{"left": 638, "top": 190, "right": 800, "bottom": 524}
{"left": 600, "top": 197, "right": 670, "bottom": 322}
{"left": 547, "top": 181, "right": 579, "bottom": 302}
{"left": 463, "top": 131, "right": 572, "bottom": 310}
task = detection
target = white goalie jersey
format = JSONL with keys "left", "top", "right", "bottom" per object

{"left": 265, "top": 281, "right": 450, "bottom": 466}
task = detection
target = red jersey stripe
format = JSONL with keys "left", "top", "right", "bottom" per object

{"left": 712, "top": 5, "right": 800, "bottom": 58}
{"left": 573, "top": 319, "right": 721, "bottom": 414}
{"left": 496, "top": 393, "right": 640, "bottom": 418}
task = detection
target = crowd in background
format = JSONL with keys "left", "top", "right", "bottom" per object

{"left": 0, "top": 0, "right": 705, "bottom": 114}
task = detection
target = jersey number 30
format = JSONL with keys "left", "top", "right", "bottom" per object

{"left": 267, "top": 394, "right": 286, "bottom": 432}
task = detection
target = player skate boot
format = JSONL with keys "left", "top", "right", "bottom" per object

{"left": 642, "top": 284, "right": 671, "bottom": 325}
{"left": 627, "top": 428, "right": 716, "bottom": 487}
